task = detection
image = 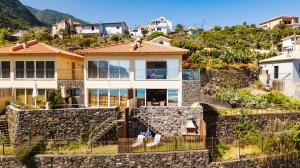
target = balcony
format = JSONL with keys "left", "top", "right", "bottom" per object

{"left": 57, "top": 69, "right": 84, "bottom": 80}
{"left": 182, "top": 69, "right": 200, "bottom": 80}
{"left": 135, "top": 69, "right": 179, "bottom": 80}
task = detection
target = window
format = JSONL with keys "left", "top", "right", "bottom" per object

{"left": 274, "top": 66, "right": 279, "bottom": 79}
{"left": 167, "top": 60, "right": 179, "bottom": 79}
{"left": 88, "top": 61, "right": 97, "bottom": 78}
{"left": 87, "top": 60, "right": 130, "bottom": 79}
{"left": 0, "top": 61, "right": 10, "bottom": 78}
{"left": 88, "top": 89, "right": 129, "bottom": 107}
{"left": 146, "top": 61, "right": 167, "bottom": 79}
{"left": 168, "top": 89, "right": 178, "bottom": 106}
{"left": 116, "top": 26, "right": 120, "bottom": 29}
{"left": 91, "top": 26, "right": 95, "bottom": 31}
{"left": 16, "top": 61, "right": 25, "bottom": 78}
{"left": 99, "top": 89, "right": 109, "bottom": 107}
{"left": 70, "top": 88, "right": 81, "bottom": 97}
{"left": 46, "top": 61, "right": 55, "bottom": 78}
{"left": 159, "top": 41, "right": 164, "bottom": 45}
{"left": 15, "top": 61, "right": 55, "bottom": 79}
{"left": 157, "top": 27, "right": 162, "bottom": 31}
{"left": 36, "top": 61, "right": 45, "bottom": 78}
{"left": 136, "top": 89, "right": 145, "bottom": 107}
{"left": 16, "top": 88, "right": 54, "bottom": 105}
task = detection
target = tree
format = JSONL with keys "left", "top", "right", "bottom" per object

{"left": 122, "top": 29, "right": 130, "bottom": 38}
{"left": 146, "top": 32, "right": 164, "bottom": 40}
{"left": 174, "top": 24, "right": 185, "bottom": 33}
{"left": 20, "top": 27, "right": 53, "bottom": 42}
{"left": 141, "top": 28, "right": 148, "bottom": 38}
{"left": 0, "top": 28, "right": 14, "bottom": 45}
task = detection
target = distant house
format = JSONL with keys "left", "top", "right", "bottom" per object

{"left": 259, "top": 35, "right": 300, "bottom": 99}
{"left": 147, "top": 16, "right": 173, "bottom": 34}
{"left": 52, "top": 19, "right": 82, "bottom": 38}
{"left": 260, "top": 16, "right": 299, "bottom": 29}
{"left": 150, "top": 36, "right": 171, "bottom": 46}
{"left": 99, "top": 22, "right": 128, "bottom": 37}
{"left": 81, "top": 23, "right": 100, "bottom": 34}
{"left": 187, "top": 26, "right": 202, "bottom": 35}
{"left": 0, "top": 40, "right": 84, "bottom": 108}
{"left": 130, "top": 26, "right": 146, "bottom": 38}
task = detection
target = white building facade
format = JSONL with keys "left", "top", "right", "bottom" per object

{"left": 259, "top": 35, "right": 300, "bottom": 99}
{"left": 78, "top": 40, "right": 188, "bottom": 108}
{"left": 147, "top": 16, "right": 173, "bottom": 34}
{"left": 99, "top": 22, "right": 128, "bottom": 37}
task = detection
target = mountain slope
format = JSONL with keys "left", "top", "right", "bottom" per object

{"left": 26, "top": 6, "right": 87, "bottom": 25}
{"left": 0, "top": 0, "right": 43, "bottom": 29}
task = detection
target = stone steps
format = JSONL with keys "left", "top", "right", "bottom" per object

{"left": 0, "top": 115, "right": 10, "bottom": 145}
{"left": 89, "top": 115, "right": 117, "bottom": 143}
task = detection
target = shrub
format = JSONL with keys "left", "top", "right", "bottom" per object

{"left": 16, "top": 137, "right": 45, "bottom": 162}
{"left": 211, "top": 140, "right": 230, "bottom": 160}
{"left": 292, "top": 122, "right": 300, "bottom": 150}
{"left": 188, "top": 51, "right": 207, "bottom": 64}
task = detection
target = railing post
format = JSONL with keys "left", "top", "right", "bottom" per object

{"left": 238, "top": 136, "right": 241, "bottom": 160}
{"left": 2, "top": 140, "right": 4, "bottom": 155}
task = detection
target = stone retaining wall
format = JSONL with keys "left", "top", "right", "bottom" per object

{"left": 57, "top": 80, "right": 85, "bottom": 105}
{"left": 133, "top": 106, "right": 203, "bottom": 136}
{"left": 0, "top": 150, "right": 209, "bottom": 168}
{"left": 6, "top": 107, "right": 117, "bottom": 145}
{"left": 208, "top": 153, "right": 300, "bottom": 168}
{"left": 205, "top": 112, "right": 300, "bottom": 138}
{"left": 182, "top": 80, "right": 201, "bottom": 106}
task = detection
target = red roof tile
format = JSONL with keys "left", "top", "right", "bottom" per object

{"left": 0, "top": 40, "right": 83, "bottom": 59}
{"left": 77, "top": 41, "right": 189, "bottom": 55}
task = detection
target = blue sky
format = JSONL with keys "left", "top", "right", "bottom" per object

{"left": 20, "top": 0, "right": 300, "bottom": 29}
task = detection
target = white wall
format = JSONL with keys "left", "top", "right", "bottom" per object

{"left": 82, "top": 25, "right": 100, "bottom": 34}
{"left": 84, "top": 55, "right": 182, "bottom": 107}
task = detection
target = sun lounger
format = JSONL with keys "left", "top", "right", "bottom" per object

{"left": 132, "top": 135, "right": 145, "bottom": 147}
{"left": 146, "top": 134, "right": 161, "bottom": 147}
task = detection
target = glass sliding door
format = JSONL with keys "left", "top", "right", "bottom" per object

{"left": 88, "top": 89, "right": 98, "bottom": 107}
{"left": 1, "top": 61, "right": 10, "bottom": 78}
{"left": 146, "top": 61, "right": 167, "bottom": 79}
{"left": 168, "top": 89, "right": 179, "bottom": 106}
{"left": 119, "top": 61, "right": 130, "bottom": 79}
{"left": 88, "top": 61, "right": 97, "bottom": 78}
{"left": 46, "top": 61, "right": 55, "bottom": 78}
{"left": 16, "top": 61, "right": 25, "bottom": 78}
{"left": 119, "top": 89, "right": 128, "bottom": 109}
{"left": 167, "top": 60, "right": 179, "bottom": 80}
{"left": 110, "top": 89, "right": 119, "bottom": 107}
{"left": 99, "top": 89, "right": 108, "bottom": 107}
{"left": 36, "top": 61, "right": 45, "bottom": 78}
{"left": 16, "top": 89, "right": 25, "bottom": 104}
{"left": 136, "top": 89, "right": 145, "bottom": 107}
{"left": 26, "top": 61, "right": 35, "bottom": 78}
{"left": 109, "top": 61, "right": 120, "bottom": 78}
{"left": 98, "top": 61, "right": 108, "bottom": 78}
{"left": 135, "top": 60, "right": 146, "bottom": 80}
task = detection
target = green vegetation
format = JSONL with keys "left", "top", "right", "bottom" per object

{"left": 214, "top": 88, "right": 300, "bottom": 108}
{"left": 26, "top": 6, "right": 87, "bottom": 25}
{"left": 15, "top": 137, "right": 45, "bottom": 162}
{"left": 0, "top": 0, "right": 43, "bottom": 29}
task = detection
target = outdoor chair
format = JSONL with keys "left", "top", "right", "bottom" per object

{"left": 146, "top": 134, "right": 161, "bottom": 147}
{"left": 132, "top": 135, "right": 145, "bottom": 147}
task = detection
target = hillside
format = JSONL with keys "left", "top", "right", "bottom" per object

{"left": 26, "top": 6, "right": 87, "bottom": 25}
{"left": 0, "top": 0, "right": 43, "bottom": 29}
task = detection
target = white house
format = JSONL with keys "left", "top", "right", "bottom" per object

{"left": 77, "top": 39, "right": 189, "bottom": 108}
{"left": 130, "top": 26, "right": 145, "bottom": 38}
{"left": 259, "top": 35, "right": 300, "bottom": 99}
{"left": 282, "top": 35, "right": 300, "bottom": 52}
{"left": 81, "top": 23, "right": 100, "bottom": 34}
{"left": 99, "top": 22, "right": 128, "bottom": 37}
{"left": 147, "top": 16, "right": 173, "bottom": 34}
{"left": 0, "top": 40, "right": 84, "bottom": 108}
{"left": 150, "top": 36, "right": 171, "bottom": 46}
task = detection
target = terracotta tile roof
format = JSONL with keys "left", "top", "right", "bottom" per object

{"left": 77, "top": 41, "right": 189, "bottom": 55}
{"left": 260, "top": 15, "right": 298, "bottom": 25}
{"left": 0, "top": 40, "right": 83, "bottom": 59}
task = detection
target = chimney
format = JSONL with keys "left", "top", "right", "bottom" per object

{"left": 10, "top": 40, "right": 38, "bottom": 52}
{"left": 130, "top": 38, "right": 142, "bottom": 51}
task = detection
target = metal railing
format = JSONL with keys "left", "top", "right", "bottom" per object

{"left": 182, "top": 69, "right": 200, "bottom": 80}
{"left": 135, "top": 69, "right": 179, "bottom": 80}
{"left": 57, "top": 69, "right": 84, "bottom": 80}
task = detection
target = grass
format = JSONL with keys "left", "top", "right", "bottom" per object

{"left": 45, "top": 144, "right": 118, "bottom": 155}
{"left": 132, "top": 140, "right": 205, "bottom": 153}
{"left": 215, "top": 106, "right": 299, "bottom": 116}
{"left": 222, "top": 144, "right": 261, "bottom": 160}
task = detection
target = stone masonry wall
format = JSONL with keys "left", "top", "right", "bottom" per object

{"left": 182, "top": 80, "right": 201, "bottom": 106}
{"left": 206, "top": 112, "right": 300, "bottom": 138}
{"left": 6, "top": 107, "right": 116, "bottom": 145}
{"left": 0, "top": 150, "right": 209, "bottom": 168}
{"left": 133, "top": 106, "right": 203, "bottom": 136}
{"left": 208, "top": 153, "right": 300, "bottom": 168}
{"left": 57, "top": 80, "right": 85, "bottom": 105}
{"left": 200, "top": 68, "right": 258, "bottom": 95}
